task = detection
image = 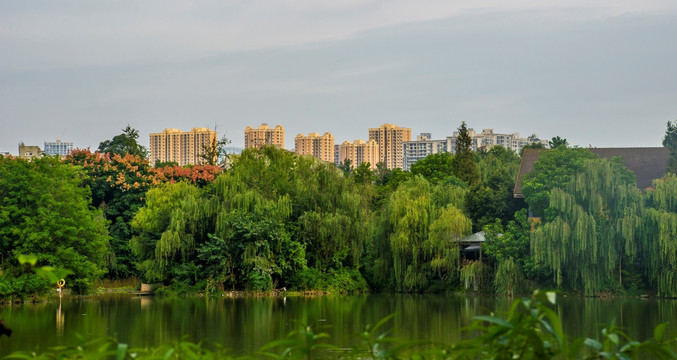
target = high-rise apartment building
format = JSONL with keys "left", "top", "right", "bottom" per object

{"left": 402, "top": 133, "right": 447, "bottom": 171}
{"left": 44, "top": 139, "right": 73, "bottom": 156}
{"left": 244, "top": 124, "right": 285, "bottom": 149}
{"left": 446, "top": 128, "right": 547, "bottom": 154}
{"left": 149, "top": 128, "right": 217, "bottom": 166}
{"left": 338, "top": 140, "right": 379, "bottom": 170}
{"left": 294, "top": 132, "right": 335, "bottom": 163}
{"left": 402, "top": 129, "right": 548, "bottom": 171}
{"left": 368, "top": 124, "right": 411, "bottom": 170}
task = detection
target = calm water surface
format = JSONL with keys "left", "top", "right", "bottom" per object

{"left": 0, "top": 294, "right": 675, "bottom": 356}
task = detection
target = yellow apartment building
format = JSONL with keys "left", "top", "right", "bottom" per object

{"left": 295, "top": 132, "right": 335, "bottom": 163}
{"left": 337, "top": 140, "right": 379, "bottom": 170}
{"left": 149, "top": 128, "right": 217, "bottom": 166}
{"left": 244, "top": 124, "right": 285, "bottom": 149}
{"left": 368, "top": 124, "right": 411, "bottom": 169}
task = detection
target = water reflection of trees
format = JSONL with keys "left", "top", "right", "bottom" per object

{"left": 1, "top": 295, "right": 677, "bottom": 357}
{"left": 558, "top": 297, "right": 677, "bottom": 342}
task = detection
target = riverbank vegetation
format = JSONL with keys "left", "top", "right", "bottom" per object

{"left": 2, "top": 122, "right": 677, "bottom": 299}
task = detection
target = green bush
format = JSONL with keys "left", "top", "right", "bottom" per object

{"left": 291, "top": 267, "right": 322, "bottom": 290}
{"left": 246, "top": 269, "right": 273, "bottom": 292}
{"left": 324, "top": 268, "right": 368, "bottom": 293}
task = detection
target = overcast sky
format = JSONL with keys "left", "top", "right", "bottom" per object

{"left": 1, "top": 1, "right": 676, "bottom": 153}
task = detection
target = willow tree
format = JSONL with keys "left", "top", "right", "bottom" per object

{"left": 209, "top": 163, "right": 299, "bottom": 291}
{"left": 372, "top": 176, "right": 470, "bottom": 292}
{"left": 130, "top": 181, "right": 208, "bottom": 283}
{"left": 521, "top": 147, "right": 597, "bottom": 217}
{"left": 532, "top": 158, "right": 643, "bottom": 295}
{"left": 642, "top": 174, "right": 677, "bottom": 297}
{"left": 230, "top": 148, "right": 371, "bottom": 267}
{"left": 210, "top": 146, "right": 372, "bottom": 290}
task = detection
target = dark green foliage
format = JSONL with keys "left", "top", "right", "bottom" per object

{"left": 465, "top": 185, "right": 507, "bottom": 232}
{"left": 663, "top": 120, "right": 677, "bottom": 174}
{"left": 352, "top": 162, "right": 374, "bottom": 185}
{"left": 337, "top": 158, "right": 352, "bottom": 175}
{"left": 373, "top": 166, "right": 413, "bottom": 210}
{"left": 97, "top": 125, "right": 148, "bottom": 158}
{"left": 215, "top": 210, "right": 302, "bottom": 291}
{"left": 0, "top": 157, "right": 109, "bottom": 296}
{"left": 410, "top": 152, "right": 455, "bottom": 184}
{"left": 548, "top": 136, "right": 568, "bottom": 149}
{"left": 519, "top": 141, "right": 546, "bottom": 156}
{"left": 483, "top": 209, "right": 549, "bottom": 296}
{"left": 196, "top": 234, "right": 235, "bottom": 291}
{"left": 452, "top": 122, "right": 480, "bottom": 186}
{"left": 466, "top": 146, "right": 523, "bottom": 231}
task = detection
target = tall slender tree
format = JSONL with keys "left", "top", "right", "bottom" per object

{"left": 662, "top": 120, "right": 677, "bottom": 174}
{"left": 452, "top": 122, "right": 480, "bottom": 186}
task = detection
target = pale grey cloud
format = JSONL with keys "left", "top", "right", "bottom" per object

{"left": 1, "top": 1, "right": 676, "bottom": 153}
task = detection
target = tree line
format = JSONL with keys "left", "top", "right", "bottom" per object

{"left": 1, "top": 121, "right": 677, "bottom": 298}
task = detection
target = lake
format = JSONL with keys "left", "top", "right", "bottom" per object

{"left": 0, "top": 293, "right": 675, "bottom": 357}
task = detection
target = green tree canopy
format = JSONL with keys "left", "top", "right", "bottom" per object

{"left": 98, "top": 125, "right": 148, "bottom": 158}
{"left": 0, "top": 157, "right": 110, "bottom": 296}
{"left": 65, "top": 149, "right": 159, "bottom": 278}
{"left": 338, "top": 158, "right": 352, "bottom": 175}
{"left": 548, "top": 136, "right": 568, "bottom": 149}
{"left": 352, "top": 162, "right": 374, "bottom": 185}
{"left": 520, "top": 142, "right": 546, "bottom": 156}
{"left": 466, "top": 146, "right": 523, "bottom": 231}
{"left": 521, "top": 147, "right": 598, "bottom": 217}
{"left": 131, "top": 146, "right": 372, "bottom": 292}
{"left": 410, "top": 152, "right": 455, "bottom": 184}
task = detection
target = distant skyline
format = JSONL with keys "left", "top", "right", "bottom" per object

{"left": 2, "top": 1, "right": 676, "bottom": 154}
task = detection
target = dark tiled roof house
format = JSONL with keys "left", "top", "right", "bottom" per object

{"left": 514, "top": 147, "right": 670, "bottom": 198}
